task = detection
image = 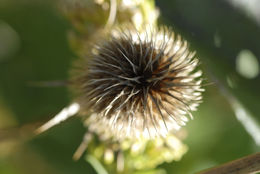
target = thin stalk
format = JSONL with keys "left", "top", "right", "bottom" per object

{"left": 197, "top": 152, "right": 260, "bottom": 174}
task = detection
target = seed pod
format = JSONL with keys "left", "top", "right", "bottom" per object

{"left": 72, "top": 26, "right": 204, "bottom": 140}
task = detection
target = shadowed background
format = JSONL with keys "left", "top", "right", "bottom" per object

{"left": 0, "top": 0, "right": 259, "bottom": 174}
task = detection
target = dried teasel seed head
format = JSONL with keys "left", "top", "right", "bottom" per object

{"left": 73, "top": 26, "right": 204, "bottom": 140}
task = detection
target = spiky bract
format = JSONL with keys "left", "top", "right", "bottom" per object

{"left": 75, "top": 26, "right": 204, "bottom": 140}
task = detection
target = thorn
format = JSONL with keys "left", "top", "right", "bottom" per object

{"left": 35, "top": 103, "right": 80, "bottom": 135}
{"left": 73, "top": 133, "right": 92, "bottom": 161}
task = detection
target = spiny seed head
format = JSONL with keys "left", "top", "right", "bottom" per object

{"left": 74, "top": 26, "right": 204, "bottom": 140}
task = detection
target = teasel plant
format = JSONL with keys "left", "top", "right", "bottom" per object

{"left": 29, "top": 0, "right": 260, "bottom": 174}
{"left": 33, "top": 0, "right": 196, "bottom": 173}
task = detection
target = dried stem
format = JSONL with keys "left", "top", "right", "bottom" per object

{"left": 197, "top": 152, "right": 260, "bottom": 174}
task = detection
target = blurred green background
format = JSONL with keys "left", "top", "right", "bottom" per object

{"left": 0, "top": 0, "right": 259, "bottom": 174}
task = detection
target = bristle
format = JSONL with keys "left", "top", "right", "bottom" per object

{"left": 73, "top": 26, "right": 204, "bottom": 140}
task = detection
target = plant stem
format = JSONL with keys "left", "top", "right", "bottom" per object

{"left": 197, "top": 152, "right": 260, "bottom": 174}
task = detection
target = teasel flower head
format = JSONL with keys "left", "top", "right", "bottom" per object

{"left": 73, "top": 26, "right": 204, "bottom": 140}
